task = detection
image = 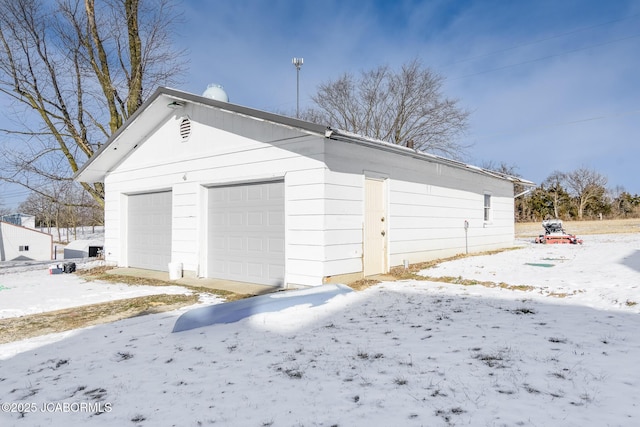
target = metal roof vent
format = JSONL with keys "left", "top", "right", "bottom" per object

{"left": 179, "top": 116, "right": 191, "bottom": 142}
{"left": 202, "top": 84, "right": 229, "bottom": 102}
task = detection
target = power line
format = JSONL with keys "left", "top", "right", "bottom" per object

{"left": 468, "top": 108, "right": 640, "bottom": 141}
{"left": 0, "top": 189, "right": 30, "bottom": 198}
{"left": 451, "top": 32, "right": 640, "bottom": 80}
{"left": 442, "top": 13, "right": 640, "bottom": 68}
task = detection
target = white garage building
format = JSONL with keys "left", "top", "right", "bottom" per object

{"left": 75, "top": 87, "right": 532, "bottom": 288}
{"left": 0, "top": 220, "right": 53, "bottom": 262}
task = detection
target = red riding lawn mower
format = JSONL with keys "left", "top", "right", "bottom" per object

{"left": 534, "top": 219, "right": 583, "bottom": 244}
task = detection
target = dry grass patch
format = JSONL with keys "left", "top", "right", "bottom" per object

{"left": 0, "top": 293, "right": 199, "bottom": 344}
{"left": 392, "top": 272, "right": 536, "bottom": 293}
{"left": 77, "top": 265, "right": 177, "bottom": 287}
{"left": 0, "top": 266, "right": 272, "bottom": 344}
{"left": 347, "top": 278, "right": 382, "bottom": 291}
{"left": 77, "top": 266, "right": 246, "bottom": 302}
{"left": 347, "top": 247, "right": 526, "bottom": 291}
{"left": 516, "top": 218, "right": 640, "bottom": 238}
{"left": 391, "top": 247, "right": 520, "bottom": 277}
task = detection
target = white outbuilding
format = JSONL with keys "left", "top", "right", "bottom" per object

{"left": 75, "top": 87, "right": 533, "bottom": 289}
{"left": 0, "top": 220, "right": 53, "bottom": 261}
{"left": 63, "top": 239, "right": 104, "bottom": 259}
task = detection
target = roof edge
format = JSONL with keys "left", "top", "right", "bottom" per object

{"left": 74, "top": 86, "right": 535, "bottom": 188}
{"left": 325, "top": 128, "right": 535, "bottom": 186}
{"left": 0, "top": 220, "right": 53, "bottom": 237}
{"left": 74, "top": 87, "right": 328, "bottom": 182}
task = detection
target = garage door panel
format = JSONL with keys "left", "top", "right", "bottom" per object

{"left": 247, "top": 237, "right": 263, "bottom": 252}
{"left": 208, "top": 181, "right": 284, "bottom": 286}
{"left": 211, "top": 190, "right": 226, "bottom": 203}
{"left": 227, "top": 212, "right": 242, "bottom": 226}
{"left": 228, "top": 261, "right": 243, "bottom": 275}
{"left": 210, "top": 212, "right": 225, "bottom": 226}
{"left": 229, "top": 187, "right": 243, "bottom": 202}
{"left": 247, "top": 262, "right": 263, "bottom": 276}
{"left": 269, "top": 184, "right": 284, "bottom": 199}
{"left": 269, "top": 238, "right": 285, "bottom": 253}
{"left": 232, "top": 240, "right": 246, "bottom": 252}
{"left": 211, "top": 237, "right": 226, "bottom": 251}
{"left": 269, "top": 211, "right": 284, "bottom": 226}
{"left": 247, "top": 186, "right": 262, "bottom": 200}
{"left": 247, "top": 211, "right": 263, "bottom": 226}
{"left": 270, "top": 264, "right": 285, "bottom": 279}
{"left": 209, "top": 261, "right": 225, "bottom": 275}
{"left": 128, "top": 191, "right": 172, "bottom": 271}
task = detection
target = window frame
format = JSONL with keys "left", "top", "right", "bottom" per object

{"left": 483, "top": 193, "right": 492, "bottom": 223}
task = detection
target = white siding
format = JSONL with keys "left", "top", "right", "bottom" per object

{"left": 388, "top": 171, "right": 514, "bottom": 265}
{"left": 101, "top": 190, "right": 122, "bottom": 266}
{"left": 172, "top": 182, "right": 199, "bottom": 273}
{"left": 286, "top": 168, "right": 365, "bottom": 284}
{"left": 104, "top": 107, "right": 327, "bottom": 282}
{"left": 324, "top": 140, "right": 515, "bottom": 269}
{"left": 0, "top": 222, "right": 52, "bottom": 261}
{"left": 98, "top": 100, "right": 517, "bottom": 287}
{"left": 285, "top": 168, "right": 327, "bottom": 286}
{"left": 322, "top": 171, "right": 365, "bottom": 277}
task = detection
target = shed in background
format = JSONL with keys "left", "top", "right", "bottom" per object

{"left": 64, "top": 239, "right": 105, "bottom": 259}
{"left": 0, "top": 221, "right": 53, "bottom": 261}
{"left": 1, "top": 213, "right": 36, "bottom": 229}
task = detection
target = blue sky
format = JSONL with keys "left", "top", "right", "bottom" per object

{"left": 1, "top": 0, "right": 638, "bottom": 208}
{"left": 176, "top": 0, "right": 639, "bottom": 193}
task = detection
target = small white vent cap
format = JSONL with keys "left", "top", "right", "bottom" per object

{"left": 202, "top": 84, "right": 229, "bottom": 102}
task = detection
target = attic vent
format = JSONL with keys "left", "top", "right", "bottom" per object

{"left": 179, "top": 117, "right": 191, "bottom": 141}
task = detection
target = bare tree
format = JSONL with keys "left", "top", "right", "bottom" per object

{"left": 0, "top": 194, "right": 10, "bottom": 216}
{"left": 564, "top": 167, "right": 608, "bottom": 220}
{"left": 0, "top": 0, "right": 186, "bottom": 207}
{"left": 610, "top": 188, "right": 640, "bottom": 218}
{"left": 305, "top": 58, "right": 470, "bottom": 159}
{"left": 19, "top": 183, "right": 68, "bottom": 241}
{"left": 542, "top": 171, "right": 569, "bottom": 219}
{"left": 19, "top": 180, "right": 102, "bottom": 241}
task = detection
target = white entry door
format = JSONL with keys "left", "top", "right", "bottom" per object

{"left": 207, "top": 181, "right": 285, "bottom": 286}
{"left": 364, "top": 177, "right": 387, "bottom": 276}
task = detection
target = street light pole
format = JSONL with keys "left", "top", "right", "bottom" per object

{"left": 292, "top": 57, "right": 303, "bottom": 118}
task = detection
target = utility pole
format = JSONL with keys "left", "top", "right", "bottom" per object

{"left": 292, "top": 57, "right": 303, "bottom": 118}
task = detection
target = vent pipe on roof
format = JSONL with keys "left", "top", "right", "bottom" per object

{"left": 202, "top": 84, "right": 229, "bottom": 102}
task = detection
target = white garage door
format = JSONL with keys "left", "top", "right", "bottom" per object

{"left": 128, "top": 191, "right": 172, "bottom": 271}
{"left": 207, "top": 181, "right": 285, "bottom": 286}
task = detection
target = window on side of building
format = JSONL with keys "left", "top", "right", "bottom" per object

{"left": 483, "top": 193, "right": 491, "bottom": 222}
{"left": 19, "top": 245, "right": 30, "bottom": 251}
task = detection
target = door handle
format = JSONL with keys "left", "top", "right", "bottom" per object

{"left": 381, "top": 230, "right": 386, "bottom": 236}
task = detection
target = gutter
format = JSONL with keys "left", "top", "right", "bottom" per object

{"left": 325, "top": 127, "right": 536, "bottom": 186}
{"left": 515, "top": 187, "right": 535, "bottom": 198}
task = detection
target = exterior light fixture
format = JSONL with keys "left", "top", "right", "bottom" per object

{"left": 167, "top": 100, "right": 185, "bottom": 109}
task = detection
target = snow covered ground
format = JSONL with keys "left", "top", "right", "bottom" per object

{"left": 0, "top": 262, "right": 194, "bottom": 320}
{"left": 0, "top": 234, "right": 639, "bottom": 426}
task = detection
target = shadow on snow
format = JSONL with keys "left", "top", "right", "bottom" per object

{"left": 171, "top": 284, "right": 353, "bottom": 332}
{"left": 620, "top": 249, "right": 640, "bottom": 273}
